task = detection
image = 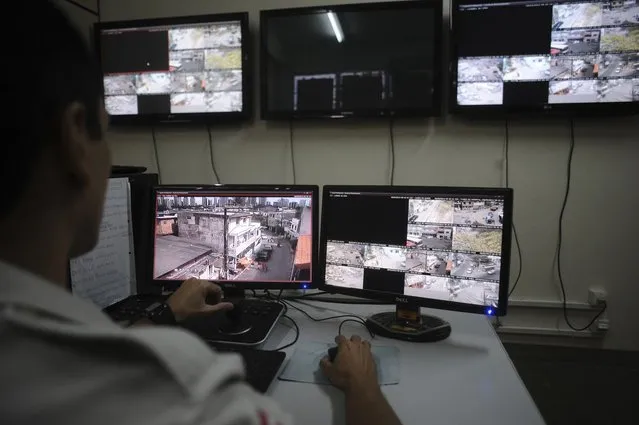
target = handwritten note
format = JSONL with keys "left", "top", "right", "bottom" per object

{"left": 70, "top": 178, "right": 135, "bottom": 308}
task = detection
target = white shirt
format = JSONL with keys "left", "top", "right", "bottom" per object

{"left": 0, "top": 261, "right": 292, "bottom": 425}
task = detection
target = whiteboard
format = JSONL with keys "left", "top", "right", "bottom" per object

{"left": 70, "top": 178, "right": 136, "bottom": 308}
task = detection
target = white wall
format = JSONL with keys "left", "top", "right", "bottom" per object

{"left": 98, "top": 0, "right": 639, "bottom": 350}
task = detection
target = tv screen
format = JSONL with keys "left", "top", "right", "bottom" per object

{"left": 260, "top": 1, "right": 442, "bottom": 119}
{"left": 451, "top": 0, "right": 639, "bottom": 114}
{"left": 95, "top": 13, "right": 251, "bottom": 124}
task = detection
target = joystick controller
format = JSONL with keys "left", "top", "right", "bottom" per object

{"left": 219, "top": 300, "right": 253, "bottom": 335}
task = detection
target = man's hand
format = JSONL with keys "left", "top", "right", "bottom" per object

{"left": 320, "top": 335, "right": 379, "bottom": 393}
{"left": 166, "top": 279, "right": 233, "bottom": 322}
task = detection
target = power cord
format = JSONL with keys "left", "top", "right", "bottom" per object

{"left": 151, "top": 126, "right": 163, "bottom": 184}
{"left": 504, "top": 119, "right": 523, "bottom": 298}
{"left": 283, "top": 299, "right": 375, "bottom": 339}
{"left": 389, "top": 118, "right": 396, "bottom": 185}
{"left": 262, "top": 296, "right": 300, "bottom": 351}
{"left": 61, "top": 0, "right": 99, "bottom": 16}
{"left": 558, "top": 119, "right": 607, "bottom": 331}
{"left": 338, "top": 318, "right": 373, "bottom": 337}
{"left": 289, "top": 120, "right": 297, "bottom": 184}
{"left": 272, "top": 315, "right": 300, "bottom": 351}
{"left": 206, "top": 125, "right": 221, "bottom": 184}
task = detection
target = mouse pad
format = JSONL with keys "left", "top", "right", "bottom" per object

{"left": 278, "top": 342, "right": 400, "bottom": 385}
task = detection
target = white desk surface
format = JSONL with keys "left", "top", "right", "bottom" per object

{"left": 261, "top": 301, "right": 546, "bottom": 425}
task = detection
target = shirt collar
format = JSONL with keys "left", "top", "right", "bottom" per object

{"left": 0, "top": 260, "right": 113, "bottom": 325}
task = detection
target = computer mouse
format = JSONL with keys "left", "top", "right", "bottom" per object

{"left": 327, "top": 346, "right": 338, "bottom": 363}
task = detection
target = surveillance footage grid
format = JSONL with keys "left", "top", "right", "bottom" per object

{"left": 152, "top": 192, "right": 313, "bottom": 283}
{"left": 325, "top": 196, "right": 504, "bottom": 308}
{"left": 456, "top": 1, "right": 639, "bottom": 106}
{"left": 103, "top": 21, "right": 243, "bottom": 116}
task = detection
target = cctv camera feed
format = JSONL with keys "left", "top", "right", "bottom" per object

{"left": 323, "top": 190, "right": 506, "bottom": 308}
{"left": 455, "top": 0, "right": 639, "bottom": 107}
{"left": 153, "top": 190, "right": 313, "bottom": 283}
{"left": 262, "top": 3, "right": 439, "bottom": 116}
{"left": 99, "top": 19, "right": 244, "bottom": 116}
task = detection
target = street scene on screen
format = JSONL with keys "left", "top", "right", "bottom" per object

{"left": 408, "top": 199, "right": 454, "bottom": 224}
{"left": 154, "top": 195, "right": 312, "bottom": 282}
{"left": 404, "top": 274, "right": 499, "bottom": 306}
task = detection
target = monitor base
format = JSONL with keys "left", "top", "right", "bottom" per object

{"left": 366, "top": 303, "right": 451, "bottom": 342}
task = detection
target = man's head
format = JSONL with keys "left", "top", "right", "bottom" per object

{"left": 2, "top": 1, "right": 111, "bottom": 258}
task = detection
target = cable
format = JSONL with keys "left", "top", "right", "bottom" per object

{"left": 283, "top": 300, "right": 375, "bottom": 339}
{"left": 61, "top": 0, "right": 99, "bottom": 16}
{"left": 270, "top": 315, "right": 300, "bottom": 351}
{"left": 97, "top": 0, "right": 101, "bottom": 21}
{"left": 504, "top": 119, "right": 510, "bottom": 187}
{"left": 504, "top": 119, "right": 523, "bottom": 298}
{"left": 339, "top": 319, "right": 374, "bottom": 338}
{"left": 151, "top": 126, "right": 162, "bottom": 184}
{"left": 557, "top": 119, "right": 606, "bottom": 331}
{"left": 289, "top": 120, "right": 297, "bottom": 184}
{"left": 508, "top": 224, "right": 523, "bottom": 298}
{"left": 206, "top": 125, "right": 221, "bottom": 184}
{"left": 260, "top": 290, "right": 328, "bottom": 300}
{"left": 389, "top": 118, "right": 396, "bottom": 186}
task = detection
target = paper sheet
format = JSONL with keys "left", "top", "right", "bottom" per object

{"left": 70, "top": 178, "right": 135, "bottom": 308}
{"left": 279, "top": 342, "right": 400, "bottom": 385}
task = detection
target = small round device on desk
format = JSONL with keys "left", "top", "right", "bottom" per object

{"left": 219, "top": 300, "right": 253, "bottom": 335}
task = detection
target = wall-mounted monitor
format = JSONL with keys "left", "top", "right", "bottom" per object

{"left": 450, "top": 0, "right": 639, "bottom": 115}
{"left": 260, "top": 1, "right": 443, "bottom": 120}
{"left": 95, "top": 13, "right": 251, "bottom": 124}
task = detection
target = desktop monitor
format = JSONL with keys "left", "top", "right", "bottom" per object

{"left": 450, "top": 0, "right": 639, "bottom": 115}
{"left": 319, "top": 186, "right": 513, "bottom": 342}
{"left": 260, "top": 0, "right": 443, "bottom": 119}
{"left": 151, "top": 185, "right": 319, "bottom": 293}
{"left": 95, "top": 13, "right": 251, "bottom": 124}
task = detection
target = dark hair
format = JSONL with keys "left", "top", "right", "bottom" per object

{"left": 2, "top": 1, "right": 104, "bottom": 212}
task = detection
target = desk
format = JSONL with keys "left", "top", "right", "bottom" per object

{"left": 261, "top": 301, "right": 546, "bottom": 425}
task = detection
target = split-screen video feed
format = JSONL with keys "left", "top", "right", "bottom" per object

{"left": 104, "top": 22, "right": 243, "bottom": 116}
{"left": 404, "top": 274, "right": 499, "bottom": 307}
{"left": 154, "top": 194, "right": 312, "bottom": 282}
{"left": 456, "top": 1, "right": 639, "bottom": 106}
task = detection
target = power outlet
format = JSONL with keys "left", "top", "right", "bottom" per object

{"left": 588, "top": 287, "right": 607, "bottom": 306}
{"left": 596, "top": 316, "right": 610, "bottom": 332}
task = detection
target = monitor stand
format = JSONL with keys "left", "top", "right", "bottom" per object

{"left": 365, "top": 301, "right": 451, "bottom": 342}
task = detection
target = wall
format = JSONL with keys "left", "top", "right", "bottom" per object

{"left": 93, "top": 0, "right": 639, "bottom": 350}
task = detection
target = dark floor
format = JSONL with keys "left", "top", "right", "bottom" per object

{"left": 504, "top": 343, "right": 639, "bottom": 425}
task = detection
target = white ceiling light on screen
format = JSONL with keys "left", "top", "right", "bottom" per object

{"left": 326, "top": 11, "right": 344, "bottom": 43}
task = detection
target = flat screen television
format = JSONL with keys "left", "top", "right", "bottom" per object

{"left": 260, "top": 1, "right": 442, "bottom": 120}
{"left": 95, "top": 13, "right": 251, "bottom": 124}
{"left": 450, "top": 0, "right": 639, "bottom": 115}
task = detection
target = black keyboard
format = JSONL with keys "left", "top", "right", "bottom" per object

{"left": 209, "top": 344, "right": 286, "bottom": 393}
{"left": 105, "top": 295, "right": 285, "bottom": 346}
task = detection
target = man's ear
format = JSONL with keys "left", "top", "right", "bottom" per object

{"left": 58, "top": 101, "right": 91, "bottom": 188}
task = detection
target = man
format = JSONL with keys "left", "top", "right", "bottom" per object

{"left": 0, "top": 2, "right": 402, "bottom": 425}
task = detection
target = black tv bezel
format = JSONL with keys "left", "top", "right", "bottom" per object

{"left": 260, "top": 0, "right": 443, "bottom": 121}
{"left": 151, "top": 184, "right": 320, "bottom": 291}
{"left": 318, "top": 185, "right": 514, "bottom": 317}
{"left": 94, "top": 13, "right": 252, "bottom": 125}
{"left": 449, "top": 0, "right": 639, "bottom": 117}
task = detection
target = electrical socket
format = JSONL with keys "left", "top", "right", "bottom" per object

{"left": 596, "top": 317, "right": 610, "bottom": 332}
{"left": 588, "top": 287, "right": 607, "bottom": 306}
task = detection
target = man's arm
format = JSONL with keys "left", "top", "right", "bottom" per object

{"left": 344, "top": 384, "right": 402, "bottom": 425}
{"left": 127, "top": 279, "right": 233, "bottom": 328}
{"left": 321, "top": 335, "right": 402, "bottom": 425}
